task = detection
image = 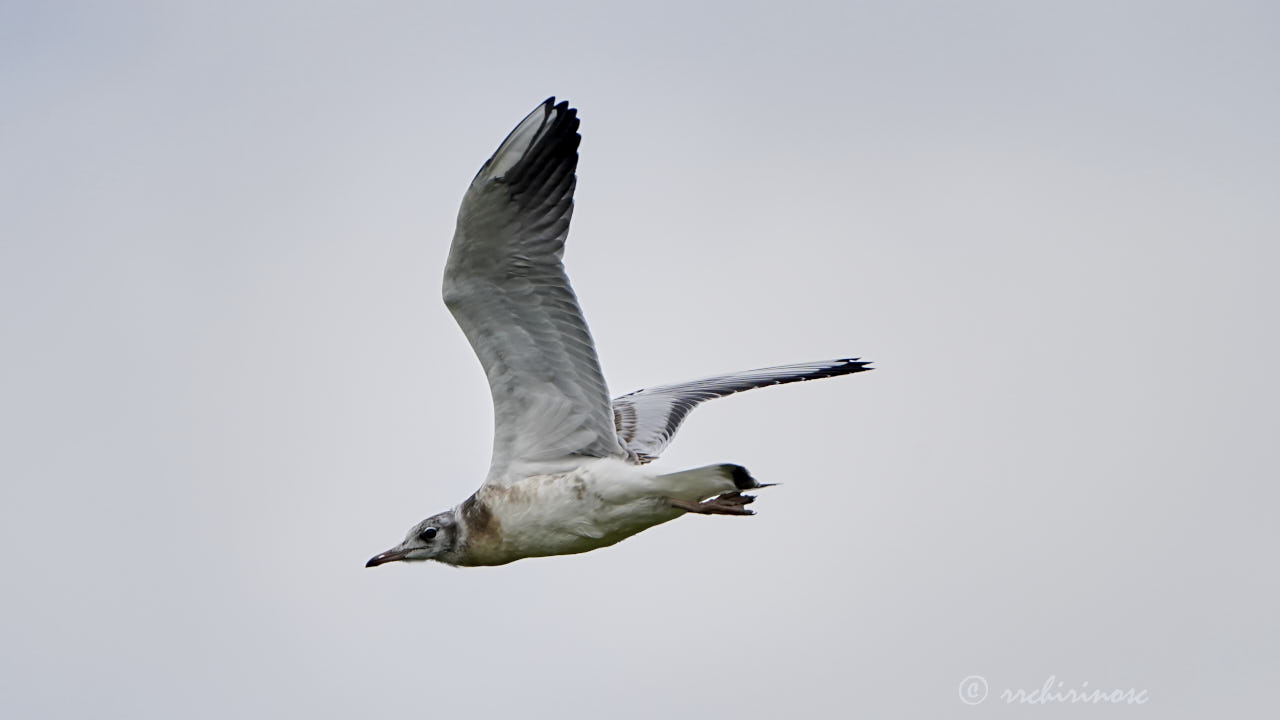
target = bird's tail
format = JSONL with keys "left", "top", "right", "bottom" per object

{"left": 655, "top": 463, "right": 771, "bottom": 502}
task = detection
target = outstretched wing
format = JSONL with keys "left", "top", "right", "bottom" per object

{"left": 611, "top": 358, "right": 873, "bottom": 463}
{"left": 445, "top": 98, "right": 624, "bottom": 482}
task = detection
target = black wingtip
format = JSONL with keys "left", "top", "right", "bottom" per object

{"left": 811, "top": 357, "right": 875, "bottom": 378}
{"left": 541, "top": 96, "right": 574, "bottom": 116}
{"left": 499, "top": 97, "right": 581, "bottom": 207}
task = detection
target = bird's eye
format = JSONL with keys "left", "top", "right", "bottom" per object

{"left": 419, "top": 527, "right": 438, "bottom": 542}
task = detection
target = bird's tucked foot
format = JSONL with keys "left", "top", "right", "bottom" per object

{"left": 668, "top": 492, "right": 756, "bottom": 516}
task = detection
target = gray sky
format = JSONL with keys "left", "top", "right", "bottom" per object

{"left": 2, "top": 1, "right": 1277, "bottom": 717}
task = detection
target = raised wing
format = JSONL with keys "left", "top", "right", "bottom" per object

{"left": 612, "top": 358, "right": 873, "bottom": 462}
{"left": 444, "top": 98, "right": 624, "bottom": 481}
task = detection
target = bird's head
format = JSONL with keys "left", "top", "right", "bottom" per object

{"left": 366, "top": 510, "right": 461, "bottom": 567}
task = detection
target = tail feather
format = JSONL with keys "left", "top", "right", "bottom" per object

{"left": 725, "top": 464, "right": 773, "bottom": 490}
{"left": 656, "top": 463, "right": 771, "bottom": 501}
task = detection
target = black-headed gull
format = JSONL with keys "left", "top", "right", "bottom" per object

{"left": 367, "top": 99, "right": 872, "bottom": 568}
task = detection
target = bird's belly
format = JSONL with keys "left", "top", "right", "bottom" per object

{"left": 506, "top": 494, "right": 679, "bottom": 559}
{"left": 471, "top": 465, "right": 681, "bottom": 564}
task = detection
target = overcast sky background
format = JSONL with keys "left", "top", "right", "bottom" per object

{"left": 2, "top": 1, "right": 1277, "bottom": 717}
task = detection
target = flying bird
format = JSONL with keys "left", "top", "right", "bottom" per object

{"left": 366, "top": 98, "right": 872, "bottom": 568}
